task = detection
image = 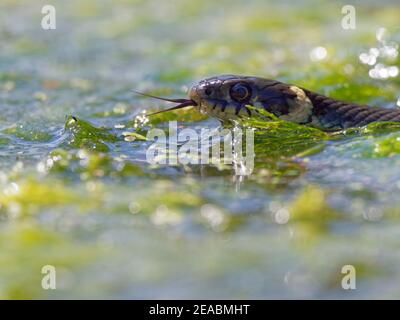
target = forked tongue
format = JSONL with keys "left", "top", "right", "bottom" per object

{"left": 131, "top": 90, "right": 197, "bottom": 116}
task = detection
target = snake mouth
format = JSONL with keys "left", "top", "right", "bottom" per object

{"left": 131, "top": 90, "right": 197, "bottom": 116}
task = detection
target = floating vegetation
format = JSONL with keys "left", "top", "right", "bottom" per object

{"left": 63, "top": 116, "right": 119, "bottom": 151}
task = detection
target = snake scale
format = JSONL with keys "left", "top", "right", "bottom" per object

{"left": 141, "top": 74, "right": 400, "bottom": 131}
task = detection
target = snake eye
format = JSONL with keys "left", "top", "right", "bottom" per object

{"left": 230, "top": 83, "right": 252, "bottom": 102}
{"left": 205, "top": 88, "right": 212, "bottom": 96}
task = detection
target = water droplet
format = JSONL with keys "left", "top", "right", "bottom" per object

{"left": 151, "top": 205, "right": 181, "bottom": 226}
{"left": 359, "top": 53, "right": 369, "bottom": 64}
{"left": 359, "top": 52, "right": 376, "bottom": 65}
{"left": 113, "top": 103, "right": 127, "bottom": 114}
{"left": 388, "top": 66, "right": 399, "bottom": 77}
{"left": 33, "top": 91, "right": 48, "bottom": 101}
{"left": 3, "top": 81, "right": 15, "bottom": 92}
{"left": 310, "top": 46, "right": 327, "bottom": 61}
{"left": 343, "top": 64, "right": 354, "bottom": 75}
{"left": 378, "top": 68, "right": 389, "bottom": 79}
{"left": 200, "top": 204, "right": 225, "bottom": 230}
{"left": 367, "top": 55, "right": 377, "bottom": 66}
{"left": 369, "top": 47, "right": 380, "bottom": 57}
{"left": 274, "top": 208, "right": 290, "bottom": 224}
{"left": 129, "top": 202, "right": 141, "bottom": 214}
{"left": 376, "top": 27, "right": 388, "bottom": 42}
{"left": 3, "top": 182, "right": 19, "bottom": 196}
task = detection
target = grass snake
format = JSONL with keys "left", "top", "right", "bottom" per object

{"left": 138, "top": 74, "right": 400, "bottom": 131}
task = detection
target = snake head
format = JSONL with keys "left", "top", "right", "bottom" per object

{"left": 189, "top": 75, "right": 314, "bottom": 124}
{"left": 136, "top": 74, "right": 314, "bottom": 124}
{"left": 189, "top": 75, "right": 255, "bottom": 119}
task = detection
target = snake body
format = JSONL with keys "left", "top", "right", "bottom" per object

{"left": 303, "top": 89, "right": 400, "bottom": 129}
{"left": 185, "top": 75, "right": 400, "bottom": 131}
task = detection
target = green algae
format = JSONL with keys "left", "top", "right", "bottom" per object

{"left": 0, "top": 177, "right": 102, "bottom": 217}
{"left": 0, "top": 224, "right": 101, "bottom": 299}
{"left": 364, "top": 133, "right": 400, "bottom": 158}
{"left": 2, "top": 125, "right": 53, "bottom": 142}
{"left": 289, "top": 186, "right": 342, "bottom": 232}
{"left": 63, "top": 116, "right": 119, "bottom": 151}
{"left": 242, "top": 107, "right": 329, "bottom": 159}
{"left": 47, "top": 148, "right": 145, "bottom": 179}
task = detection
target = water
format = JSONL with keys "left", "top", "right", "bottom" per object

{"left": 0, "top": 0, "right": 400, "bottom": 299}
